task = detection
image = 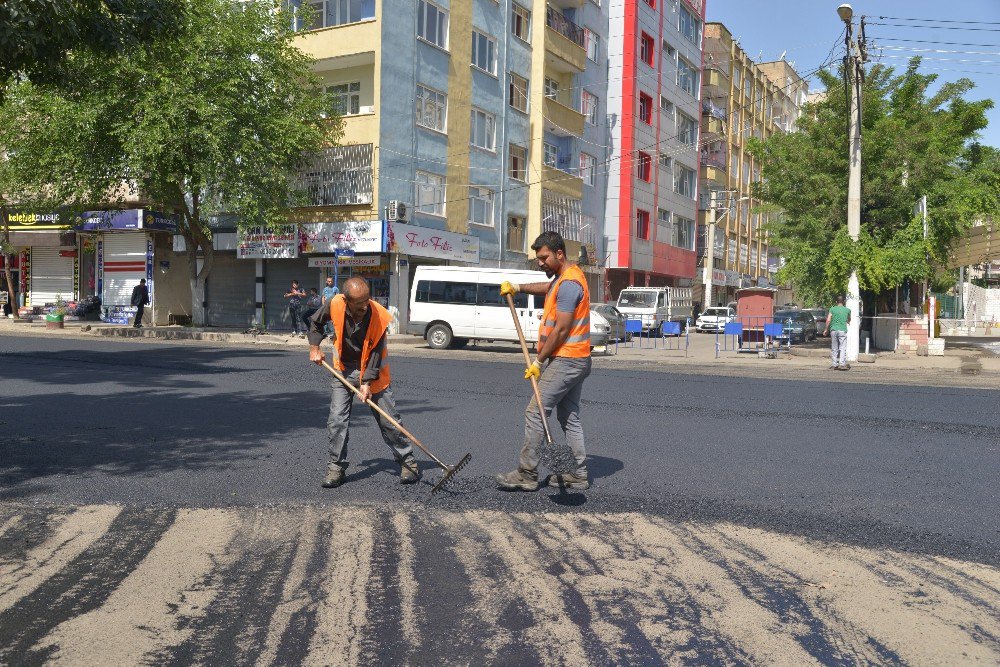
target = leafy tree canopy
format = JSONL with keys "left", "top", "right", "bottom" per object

{"left": 748, "top": 58, "right": 998, "bottom": 305}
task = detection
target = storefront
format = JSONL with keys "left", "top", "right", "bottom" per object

{"left": 6, "top": 212, "right": 77, "bottom": 313}
{"left": 387, "top": 222, "right": 481, "bottom": 329}
{"left": 76, "top": 209, "right": 177, "bottom": 324}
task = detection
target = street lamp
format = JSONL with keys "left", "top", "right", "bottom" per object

{"left": 837, "top": 4, "right": 853, "bottom": 23}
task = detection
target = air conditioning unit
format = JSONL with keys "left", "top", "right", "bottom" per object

{"left": 386, "top": 200, "right": 408, "bottom": 222}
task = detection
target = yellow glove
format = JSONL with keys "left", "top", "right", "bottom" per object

{"left": 500, "top": 281, "right": 519, "bottom": 297}
{"left": 524, "top": 359, "right": 542, "bottom": 381}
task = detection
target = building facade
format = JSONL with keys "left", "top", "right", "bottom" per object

{"left": 697, "top": 22, "right": 807, "bottom": 307}
{"left": 268, "top": 0, "right": 611, "bottom": 332}
{"left": 604, "top": 0, "right": 705, "bottom": 300}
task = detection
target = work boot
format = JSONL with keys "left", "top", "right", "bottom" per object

{"left": 322, "top": 465, "right": 345, "bottom": 488}
{"left": 548, "top": 468, "right": 590, "bottom": 490}
{"left": 496, "top": 468, "right": 540, "bottom": 492}
{"left": 399, "top": 456, "right": 420, "bottom": 484}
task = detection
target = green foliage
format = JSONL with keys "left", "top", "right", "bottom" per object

{"left": 749, "top": 58, "right": 999, "bottom": 302}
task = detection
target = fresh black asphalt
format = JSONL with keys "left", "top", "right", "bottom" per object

{"left": 1, "top": 334, "right": 997, "bottom": 565}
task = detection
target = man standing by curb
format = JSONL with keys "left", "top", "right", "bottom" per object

{"left": 130, "top": 279, "right": 149, "bottom": 328}
{"left": 307, "top": 276, "right": 419, "bottom": 488}
{"left": 496, "top": 231, "right": 592, "bottom": 492}
{"left": 825, "top": 295, "right": 852, "bottom": 370}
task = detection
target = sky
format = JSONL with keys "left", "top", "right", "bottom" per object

{"left": 707, "top": 0, "right": 1000, "bottom": 147}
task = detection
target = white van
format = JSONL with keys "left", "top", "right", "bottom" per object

{"left": 616, "top": 286, "right": 693, "bottom": 333}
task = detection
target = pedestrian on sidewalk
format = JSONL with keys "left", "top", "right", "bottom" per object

{"left": 130, "top": 279, "right": 149, "bottom": 328}
{"left": 496, "top": 230, "right": 592, "bottom": 492}
{"left": 284, "top": 280, "right": 306, "bottom": 337}
{"left": 321, "top": 276, "right": 339, "bottom": 305}
{"left": 301, "top": 288, "right": 321, "bottom": 329}
{"left": 307, "top": 276, "right": 420, "bottom": 489}
{"left": 824, "top": 295, "right": 852, "bottom": 370}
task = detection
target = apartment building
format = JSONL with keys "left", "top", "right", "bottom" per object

{"left": 697, "top": 22, "right": 807, "bottom": 307}
{"left": 604, "top": 0, "right": 705, "bottom": 300}
{"left": 248, "top": 0, "right": 612, "bottom": 331}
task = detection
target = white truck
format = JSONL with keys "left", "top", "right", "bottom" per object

{"left": 615, "top": 286, "right": 694, "bottom": 334}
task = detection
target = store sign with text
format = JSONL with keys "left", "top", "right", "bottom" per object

{"left": 300, "top": 221, "right": 384, "bottom": 254}
{"left": 307, "top": 255, "right": 382, "bottom": 268}
{"left": 237, "top": 228, "right": 299, "bottom": 259}
{"left": 388, "top": 222, "right": 480, "bottom": 263}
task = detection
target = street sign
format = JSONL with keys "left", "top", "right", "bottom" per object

{"left": 334, "top": 248, "right": 355, "bottom": 257}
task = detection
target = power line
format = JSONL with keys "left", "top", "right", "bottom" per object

{"left": 869, "top": 37, "right": 1000, "bottom": 49}
{"left": 867, "top": 22, "right": 1000, "bottom": 33}
{"left": 873, "top": 16, "right": 1000, "bottom": 27}
{"left": 876, "top": 44, "right": 1000, "bottom": 57}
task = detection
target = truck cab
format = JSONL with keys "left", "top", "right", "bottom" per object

{"left": 616, "top": 286, "right": 693, "bottom": 333}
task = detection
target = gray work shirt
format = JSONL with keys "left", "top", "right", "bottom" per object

{"left": 308, "top": 302, "right": 386, "bottom": 382}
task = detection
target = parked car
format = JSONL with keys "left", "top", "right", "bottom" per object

{"left": 773, "top": 310, "right": 819, "bottom": 343}
{"left": 807, "top": 308, "right": 829, "bottom": 336}
{"left": 589, "top": 309, "right": 611, "bottom": 349}
{"left": 695, "top": 306, "right": 734, "bottom": 333}
{"left": 591, "top": 303, "right": 630, "bottom": 341}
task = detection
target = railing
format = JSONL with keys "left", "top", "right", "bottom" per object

{"left": 702, "top": 99, "right": 727, "bottom": 120}
{"left": 546, "top": 6, "right": 585, "bottom": 47}
{"left": 543, "top": 217, "right": 595, "bottom": 245}
{"left": 700, "top": 149, "right": 727, "bottom": 170}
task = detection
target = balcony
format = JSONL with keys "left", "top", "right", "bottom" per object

{"left": 702, "top": 99, "right": 727, "bottom": 121}
{"left": 700, "top": 147, "right": 728, "bottom": 171}
{"left": 701, "top": 115, "right": 726, "bottom": 137}
{"left": 541, "top": 165, "right": 583, "bottom": 199}
{"left": 703, "top": 66, "right": 730, "bottom": 99}
{"left": 544, "top": 96, "right": 585, "bottom": 137}
{"left": 700, "top": 164, "right": 727, "bottom": 185}
{"left": 545, "top": 7, "right": 586, "bottom": 72}
{"left": 543, "top": 216, "right": 594, "bottom": 245}
{"left": 548, "top": 0, "right": 585, "bottom": 7}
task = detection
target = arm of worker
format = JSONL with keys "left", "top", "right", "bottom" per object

{"left": 307, "top": 306, "right": 332, "bottom": 365}
{"left": 824, "top": 313, "right": 831, "bottom": 336}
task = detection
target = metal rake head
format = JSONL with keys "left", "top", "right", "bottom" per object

{"left": 431, "top": 453, "right": 472, "bottom": 496}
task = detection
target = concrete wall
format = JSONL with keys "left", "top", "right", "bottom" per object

{"left": 152, "top": 235, "right": 192, "bottom": 326}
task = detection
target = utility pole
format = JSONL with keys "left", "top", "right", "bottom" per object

{"left": 703, "top": 191, "right": 723, "bottom": 308}
{"left": 838, "top": 4, "right": 865, "bottom": 361}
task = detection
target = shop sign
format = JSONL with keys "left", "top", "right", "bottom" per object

{"left": 757, "top": 276, "right": 771, "bottom": 288}
{"left": 712, "top": 269, "right": 726, "bottom": 286}
{"left": 300, "top": 220, "right": 384, "bottom": 254}
{"left": 104, "top": 305, "right": 137, "bottom": 325}
{"left": 75, "top": 209, "right": 177, "bottom": 232}
{"left": 7, "top": 212, "right": 67, "bottom": 231}
{"left": 237, "top": 228, "right": 299, "bottom": 259}
{"left": 388, "top": 222, "right": 480, "bottom": 263}
{"left": 725, "top": 270, "right": 740, "bottom": 287}
{"left": 308, "top": 255, "right": 382, "bottom": 268}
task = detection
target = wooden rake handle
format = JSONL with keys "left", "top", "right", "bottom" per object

{"left": 505, "top": 293, "right": 554, "bottom": 445}
{"left": 319, "top": 360, "right": 449, "bottom": 470}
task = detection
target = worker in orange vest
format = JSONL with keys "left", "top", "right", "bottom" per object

{"left": 497, "top": 231, "right": 592, "bottom": 492}
{"left": 308, "top": 276, "right": 419, "bottom": 488}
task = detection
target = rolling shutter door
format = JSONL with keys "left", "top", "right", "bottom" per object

{"left": 103, "top": 234, "right": 148, "bottom": 307}
{"left": 206, "top": 254, "right": 256, "bottom": 327}
{"left": 264, "top": 259, "right": 319, "bottom": 331}
{"left": 29, "top": 247, "right": 75, "bottom": 307}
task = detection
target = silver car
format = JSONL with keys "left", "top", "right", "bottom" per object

{"left": 591, "top": 303, "right": 630, "bottom": 342}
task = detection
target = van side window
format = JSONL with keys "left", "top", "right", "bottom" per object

{"left": 657, "top": 293, "right": 665, "bottom": 308}
{"left": 415, "top": 280, "right": 478, "bottom": 305}
{"left": 477, "top": 283, "right": 527, "bottom": 308}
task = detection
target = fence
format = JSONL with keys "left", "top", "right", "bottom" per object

{"left": 714, "top": 316, "right": 793, "bottom": 358}
{"left": 610, "top": 318, "right": 690, "bottom": 355}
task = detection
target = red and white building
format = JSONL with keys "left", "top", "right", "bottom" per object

{"left": 604, "top": 0, "right": 705, "bottom": 298}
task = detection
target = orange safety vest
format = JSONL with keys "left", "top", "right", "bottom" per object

{"left": 329, "top": 295, "right": 393, "bottom": 394}
{"left": 538, "top": 264, "right": 591, "bottom": 358}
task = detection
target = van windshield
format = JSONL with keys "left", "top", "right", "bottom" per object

{"left": 618, "top": 291, "right": 657, "bottom": 308}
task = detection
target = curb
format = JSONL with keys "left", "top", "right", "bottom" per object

{"left": 87, "top": 326, "right": 428, "bottom": 347}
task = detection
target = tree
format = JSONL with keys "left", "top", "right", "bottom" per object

{"left": 1, "top": 0, "right": 179, "bottom": 318}
{"left": 748, "top": 58, "right": 997, "bottom": 306}
{"left": 1, "top": 0, "right": 339, "bottom": 324}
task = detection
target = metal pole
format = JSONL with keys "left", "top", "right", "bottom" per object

{"left": 842, "top": 5, "right": 862, "bottom": 362}
{"left": 704, "top": 192, "right": 718, "bottom": 308}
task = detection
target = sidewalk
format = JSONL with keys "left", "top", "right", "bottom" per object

{"left": 3, "top": 316, "right": 997, "bottom": 388}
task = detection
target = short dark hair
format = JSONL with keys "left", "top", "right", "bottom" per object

{"left": 291, "top": 279, "right": 299, "bottom": 285}
{"left": 836, "top": 295, "right": 845, "bottom": 304}
{"left": 531, "top": 230, "right": 566, "bottom": 255}
{"left": 139, "top": 278, "right": 146, "bottom": 284}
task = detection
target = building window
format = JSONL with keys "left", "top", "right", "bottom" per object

{"left": 659, "top": 95, "right": 673, "bottom": 114}
{"left": 581, "top": 90, "right": 599, "bottom": 125}
{"left": 507, "top": 216, "right": 526, "bottom": 253}
{"left": 415, "top": 85, "right": 447, "bottom": 132}
{"left": 636, "top": 209, "right": 650, "bottom": 240}
{"left": 508, "top": 73, "right": 529, "bottom": 112}
{"left": 294, "top": 144, "right": 374, "bottom": 206}
{"left": 417, "top": 0, "right": 449, "bottom": 49}
{"left": 662, "top": 40, "right": 676, "bottom": 59}
{"left": 415, "top": 171, "right": 446, "bottom": 216}
{"left": 544, "top": 77, "right": 559, "bottom": 99}
{"left": 677, "top": 112, "right": 698, "bottom": 146}
{"left": 640, "top": 32, "right": 654, "bottom": 67}
{"left": 673, "top": 215, "right": 694, "bottom": 250}
{"left": 579, "top": 152, "right": 595, "bottom": 185}
{"left": 678, "top": 5, "right": 701, "bottom": 45}
{"left": 642, "top": 0, "right": 654, "bottom": 7}
{"left": 470, "top": 108, "right": 496, "bottom": 151}
{"left": 543, "top": 142, "right": 559, "bottom": 168}
{"left": 659, "top": 152, "right": 671, "bottom": 168}
{"left": 657, "top": 208, "right": 671, "bottom": 241}
{"left": 585, "top": 28, "right": 600, "bottom": 62}
{"left": 637, "top": 151, "right": 651, "bottom": 182}
{"left": 677, "top": 57, "right": 699, "bottom": 97}
{"left": 673, "top": 163, "right": 696, "bottom": 198}
{"left": 509, "top": 144, "right": 527, "bottom": 181}
{"left": 326, "top": 82, "right": 361, "bottom": 116}
{"left": 471, "top": 31, "right": 497, "bottom": 74}
{"left": 469, "top": 187, "right": 495, "bottom": 226}
{"left": 639, "top": 92, "right": 652, "bottom": 124}
{"left": 293, "top": 0, "right": 375, "bottom": 31}
{"left": 511, "top": 3, "right": 531, "bottom": 41}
